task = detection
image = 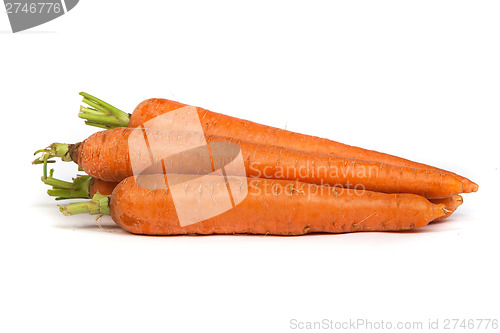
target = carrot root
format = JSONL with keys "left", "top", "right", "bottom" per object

{"left": 109, "top": 175, "right": 447, "bottom": 235}
{"left": 77, "top": 93, "right": 477, "bottom": 194}
{"left": 59, "top": 176, "right": 446, "bottom": 235}
{"left": 38, "top": 128, "right": 465, "bottom": 199}
{"left": 430, "top": 195, "right": 464, "bottom": 221}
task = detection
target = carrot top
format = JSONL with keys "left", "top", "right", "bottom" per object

{"left": 34, "top": 147, "right": 92, "bottom": 200}
{"left": 78, "top": 92, "right": 130, "bottom": 129}
{"left": 59, "top": 193, "right": 110, "bottom": 216}
{"left": 43, "top": 169, "right": 91, "bottom": 200}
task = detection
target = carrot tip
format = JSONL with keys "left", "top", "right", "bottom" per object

{"left": 461, "top": 180, "right": 479, "bottom": 193}
{"left": 455, "top": 195, "right": 464, "bottom": 205}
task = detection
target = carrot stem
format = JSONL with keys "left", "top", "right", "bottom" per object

{"left": 59, "top": 193, "right": 111, "bottom": 216}
{"left": 78, "top": 107, "right": 125, "bottom": 126}
{"left": 78, "top": 92, "right": 130, "bottom": 129}
{"left": 43, "top": 177, "right": 73, "bottom": 189}
{"left": 43, "top": 172, "right": 92, "bottom": 200}
{"left": 38, "top": 153, "right": 92, "bottom": 200}
{"left": 83, "top": 121, "right": 114, "bottom": 129}
{"left": 32, "top": 143, "right": 71, "bottom": 165}
{"left": 47, "top": 189, "right": 90, "bottom": 200}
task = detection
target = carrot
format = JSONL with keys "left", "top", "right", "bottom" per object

{"left": 59, "top": 174, "right": 446, "bottom": 235}
{"left": 88, "top": 178, "right": 119, "bottom": 197}
{"left": 77, "top": 92, "right": 478, "bottom": 193}
{"left": 40, "top": 169, "right": 465, "bottom": 222}
{"left": 34, "top": 127, "right": 465, "bottom": 199}
{"left": 43, "top": 172, "right": 457, "bottom": 222}
{"left": 429, "top": 195, "right": 463, "bottom": 221}
{"left": 41, "top": 168, "right": 118, "bottom": 200}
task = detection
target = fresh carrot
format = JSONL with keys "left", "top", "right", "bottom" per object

{"left": 34, "top": 127, "right": 465, "bottom": 199}
{"left": 77, "top": 92, "right": 478, "bottom": 193}
{"left": 42, "top": 170, "right": 455, "bottom": 222}
{"left": 59, "top": 174, "right": 446, "bottom": 235}
{"left": 429, "top": 195, "right": 463, "bottom": 221}
{"left": 88, "top": 178, "right": 119, "bottom": 197}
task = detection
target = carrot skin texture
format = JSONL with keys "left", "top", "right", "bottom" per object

{"left": 109, "top": 175, "right": 446, "bottom": 235}
{"left": 70, "top": 128, "right": 464, "bottom": 199}
{"left": 89, "top": 178, "right": 119, "bottom": 197}
{"left": 128, "top": 98, "right": 478, "bottom": 193}
{"left": 430, "top": 195, "right": 463, "bottom": 221}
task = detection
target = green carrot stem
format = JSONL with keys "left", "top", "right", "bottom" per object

{"left": 32, "top": 143, "right": 71, "bottom": 165}
{"left": 43, "top": 176, "right": 74, "bottom": 189}
{"left": 84, "top": 121, "right": 116, "bottom": 129}
{"left": 78, "top": 109, "right": 125, "bottom": 126}
{"left": 42, "top": 153, "right": 49, "bottom": 179}
{"left": 39, "top": 160, "right": 92, "bottom": 200}
{"left": 47, "top": 189, "right": 90, "bottom": 199}
{"left": 34, "top": 143, "right": 93, "bottom": 200}
{"left": 79, "top": 106, "right": 103, "bottom": 115}
{"left": 80, "top": 92, "right": 128, "bottom": 122}
{"left": 78, "top": 92, "right": 130, "bottom": 129}
{"left": 44, "top": 174, "right": 91, "bottom": 200}
{"left": 81, "top": 99, "right": 113, "bottom": 115}
{"left": 59, "top": 193, "right": 111, "bottom": 216}
{"left": 59, "top": 202, "right": 92, "bottom": 215}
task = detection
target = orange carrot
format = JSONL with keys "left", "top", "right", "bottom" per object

{"left": 59, "top": 175, "right": 446, "bottom": 235}
{"left": 430, "top": 195, "right": 463, "bottom": 221}
{"left": 35, "top": 127, "right": 465, "bottom": 199}
{"left": 78, "top": 93, "right": 478, "bottom": 193}
{"left": 43, "top": 173, "right": 454, "bottom": 222}
{"left": 74, "top": 182, "right": 465, "bottom": 222}
{"left": 88, "top": 178, "right": 119, "bottom": 197}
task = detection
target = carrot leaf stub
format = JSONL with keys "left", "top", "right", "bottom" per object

{"left": 44, "top": 170, "right": 91, "bottom": 200}
{"left": 78, "top": 92, "right": 130, "bottom": 129}
{"left": 32, "top": 143, "right": 72, "bottom": 165}
{"left": 59, "top": 193, "right": 110, "bottom": 216}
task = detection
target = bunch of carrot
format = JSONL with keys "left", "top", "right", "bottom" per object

{"left": 33, "top": 93, "right": 477, "bottom": 235}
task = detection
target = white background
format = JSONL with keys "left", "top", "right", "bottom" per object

{"left": 1, "top": 1, "right": 499, "bottom": 332}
